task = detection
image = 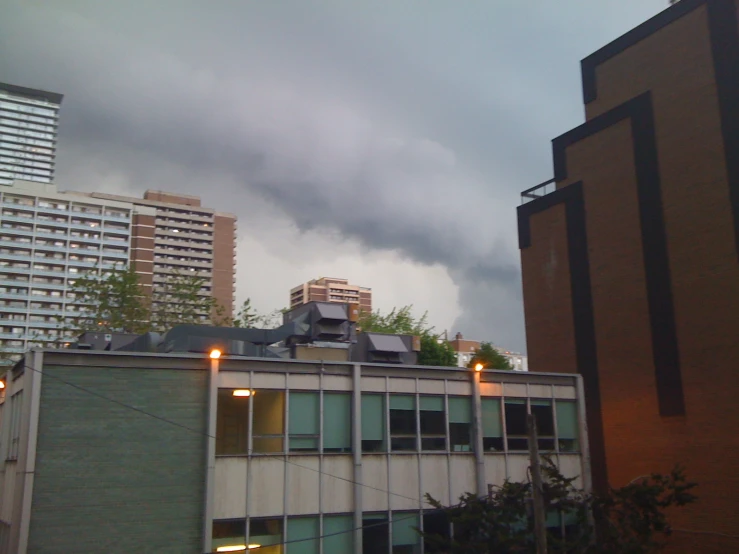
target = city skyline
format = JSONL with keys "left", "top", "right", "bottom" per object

{"left": 0, "top": 1, "right": 671, "bottom": 353}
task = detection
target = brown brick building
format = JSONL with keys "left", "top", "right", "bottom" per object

{"left": 290, "top": 277, "right": 372, "bottom": 314}
{"left": 518, "top": 0, "right": 739, "bottom": 550}
{"left": 73, "top": 190, "right": 237, "bottom": 321}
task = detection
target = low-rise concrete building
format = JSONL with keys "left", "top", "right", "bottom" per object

{"left": 0, "top": 344, "right": 588, "bottom": 553}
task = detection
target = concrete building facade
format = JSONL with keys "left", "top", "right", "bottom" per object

{"left": 290, "top": 278, "right": 372, "bottom": 314}
{"left": 518, "top": 0, "right": 739, "bottom": 550}
{"left": 0, "top": 349, "right": 588, "bottom": 553}
{"left": 0, "top": 83, "right": 62, "bottom": 187}
{"left": 0, "top": 180, "right": 154, "bottom": 358}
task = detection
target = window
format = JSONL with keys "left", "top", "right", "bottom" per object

{"left": 419, "top": 396, "right": 445, "bottom": 451}
{"left": 481, "top": 398, "right": 504, "bottom": 451}
{"left": 289, "top": 392, "right": 319, "bottom": 452}
{"left": 323, "top": 514, "right": 353, "bottom": 551}
{"left": 287, "top": 516, "right": 319, "bottom": 554}
{"left": 250, "top": 518, "right": 283, "bottom": 553}
{"left": 363, "top": 513, "right": 389, "bottom": 554}
{"left": 392, "top": 512, "right": 421, "bottom": 553}
{"left": 216, "top": 389, "right": 249, "bottom": 455}
{"left": 423, "top": 511, "right": 450, "bottom": 552}
{"left": 531, "top": 399, "right": 555, "bottom": 451}
{"left": 390, "top": 395, "right": 416, "bottom": 451}
{"left": 448, "top": 397, "right": 472, "bottom": 452}
{"left": 505, "top": 399, "right": 528, "bottom": 451}
{"left": 212, "top": 519, "right": 245, "bottom": 553}
{"left": 323, "top": 393, "right": 351, "bottom": 453}
{"left": 253, "top": 390, "right": 285, "bottom": 453}
{"left": 556, "top": 401, "right": 579, "bottom": 452}
{"left": 7, "top": 391, "right": 23, "bottom": 460}
{"left": 362, "top": 394, "right": 386, "bottom": 452}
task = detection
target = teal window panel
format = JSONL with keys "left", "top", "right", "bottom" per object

{"left": 419, "top": 395, "right": 443, "bottom": 411}
{"left": 448, "top": 397, "right": 472, "bottom": 424}
{"left": 481, "top": 398, "right": 502, "bottom": 437}
{"left": 289, "top": 392, "right": 319, "bottom": 435}
{"left": 323, "top": 514, "right": 353, "bottom": 553}
{"left": 324, "top": 393, "right": 351, "bottom": 452}
{"left": 556, "top": 401, "right": 578, "bottom": 439}
{"left": 392, "top": 512, "right": 421, "bottom": 547}
{"left": 390, "top": 394, "right": 415, "bottom": 411}
{"left": 361, "top": 394, "right": 385, "bottom": 442}
{"left": 286, "top": 516, "right": 319, "bottom": 554}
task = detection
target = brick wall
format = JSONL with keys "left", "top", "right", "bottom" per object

{"left": 28, "top": 364, "right": 208, "bottom": 553}
{"left": 520, "top": 1, "right": 739, "bottom": 550}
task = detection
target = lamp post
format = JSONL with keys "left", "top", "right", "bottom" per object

{"left": 204, "top": 349, "right": 221, "bottom": 553}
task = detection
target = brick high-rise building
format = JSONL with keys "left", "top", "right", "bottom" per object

{"left": 73, "top": 190, "right": 237, "bottom": 320}
{"left": 290, "top": 277, "right": 371, "bottom": 314}
{"left": 518, "top": 0, "right": 739, "bottom": 550}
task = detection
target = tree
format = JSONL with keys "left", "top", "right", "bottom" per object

{"left": 150, "top": 269, "right": 219, "bottom": 333}
{"left": 423, "top": 459, "right": 697, "bottom": 553}
{"left": 230, "top": 298, "right": 285, "bottom": 329}
{"left": 469, "top": 341, "right": 513, "bottom": 370}
{"left": 64, "top": 266, "right": 150, "bottom": 335}
{"left": 417, "top": 333, "right": 458, "bottom": 366}
{"left": 358, "top": 305, "right": 457, "bottom": 367}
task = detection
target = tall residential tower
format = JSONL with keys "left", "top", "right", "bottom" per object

{"left": 0, "top": 83, "right": 62, "bottom": 186}
{"left": 290, "top": 277, "right": 371, "bottom": 313}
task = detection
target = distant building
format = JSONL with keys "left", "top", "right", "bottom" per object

{"left": 67, "top": 189, "right": 237, "bottom": 320}
{"left": 0, "top": 82, "right": 63, "bottom": 187}
{"left": 0, "top": 338, "right": 587, "bottom": 553}
{"left": 448, "top": 332, "right": 528, "bottom": 371}
{"left": 0, "top": 180, "right": 154, "bottom": 359}
{"left": 290, "top": 277, "right": 371, "bottom": 314}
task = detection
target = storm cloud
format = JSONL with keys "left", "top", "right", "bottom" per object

{"left": 0, "top": 0, "right": 667, "bottom": 352}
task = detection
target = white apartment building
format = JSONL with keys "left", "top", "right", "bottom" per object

{"left": 0, "top": 180, "right": 154, "bottom": 359}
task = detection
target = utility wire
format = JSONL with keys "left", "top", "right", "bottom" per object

{"left": 17, "top": 363, "right": 426, "bottom": 505}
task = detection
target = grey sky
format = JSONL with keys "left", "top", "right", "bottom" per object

{"left": 0, "top": 0, "right": 667, "bottom": 353}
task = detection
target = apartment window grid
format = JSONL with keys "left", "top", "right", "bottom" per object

{"left": 0, "top": 190, "right": 133, "bottom": 352}
{"left": 216, "top": 387, "right": 579, "bottom": 457}
{"left": 0, "top": 91, "right": 59, "bottom": 186}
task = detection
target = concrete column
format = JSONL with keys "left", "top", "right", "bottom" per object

{"left": 203, "top": 354, "right": 219, "bottom": 553}
{"left": 352, "top": 363, "right": 363, "bottom": 553}
{"left": 471, "top": 369, "right": 486, "bottom": 497}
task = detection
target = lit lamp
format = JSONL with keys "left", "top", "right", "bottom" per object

{"left": 232, "top": 390, "right": 253, "bottom": 397}
{"left": 210, "top": 349, "right": 222, "bottom": 360}
{"left": 474, "top": 363, "right": 483, "bottom": 372}
{"left": 216, "top": 545, "right": 261, "bottom": 552}
{"left": 0, "top": 380, "right": 5, "bottom": 389}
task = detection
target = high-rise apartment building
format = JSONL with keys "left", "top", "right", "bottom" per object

{"left": 0, "top": 83, "right": 62, "bottom": 186}
{"left": 0, "top": 182, "right": 237, "bottom": 361}
{"left": 72, "top": 190, "right": 237, "bottom": 320}
{"left": 290, "top": 277, "right": 371, "bottom": 313}
{"left": 0, "top": 180, "right": 154, "bottom": 358}
{"left": 519, "top": 1, "right": 739, "bottom": 550}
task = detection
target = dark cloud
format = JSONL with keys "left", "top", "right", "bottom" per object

{"left": 0, "top": 0, "right": 668, "bottom": 352}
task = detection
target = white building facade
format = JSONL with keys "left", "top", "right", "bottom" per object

{"left": 0, "top": 181, "right": 154, "bottom": 359}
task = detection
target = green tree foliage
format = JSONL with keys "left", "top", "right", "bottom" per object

{"left": 423, "top": 460, "right": 697, "bottom": 553}
{"left": 65, "top": 267, "right": 150, "bottom": 335}
{"left": 150, "top": 269, "right": 219, "bottom": 332}
{"left": 468, "top": 341, "right": 513, "bottom": 370}
{"left": 358, "top": 305, "right": 457, "bottom": 367}
{"left": 417, "top": 333, "right": 458, "bottom": 366}
{"left": 231, "top": 298, "right": 284, "bottom": 329}
{"left": 63, "top": 267, "right": 229, "bottom": 336}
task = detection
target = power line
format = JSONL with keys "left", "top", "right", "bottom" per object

{"left": 18, "top": 363, "right": 425, "bottom": 505}
{"left": 204, "top": 509, "right": 441, "bottom": 553}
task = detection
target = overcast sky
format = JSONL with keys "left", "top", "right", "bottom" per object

{"left": 0, "top": 0, "right": 668, "bottom": 352}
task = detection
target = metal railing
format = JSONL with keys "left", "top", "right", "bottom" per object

{"left": 520, "top": 178, "right": 556, "bottom": 204}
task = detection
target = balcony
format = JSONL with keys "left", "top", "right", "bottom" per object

{"left": 520, "top": 178, "right": 557, "bottom": 204}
